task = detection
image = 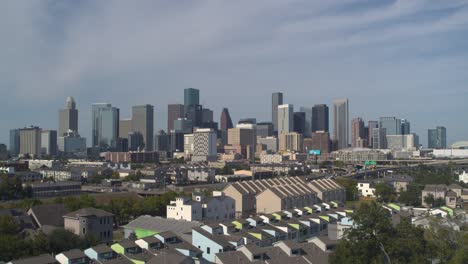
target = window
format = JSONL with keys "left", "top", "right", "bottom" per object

{"left": 207, "top": 247, "right": 210, "bottom": 254}
{"left": 82, "top": 228, "right": 86, "bottom": 234}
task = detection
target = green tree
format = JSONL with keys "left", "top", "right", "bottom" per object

{"left": 335, "top": 177, "right": 358, "bottom": 201}
{"left": 424, "top": 194, "right": 435, "bottom": 208}
{"left": 398, "top": 184, "right": 422, "bottom": 206}
{"left": 374, "top": 183, "right": 395, "bottom": 203}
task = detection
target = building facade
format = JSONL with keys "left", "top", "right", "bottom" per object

{"left": 19, "top": 126, "right": 42, "bottom": 158}
{"left": 92, "top": 103, "right": 119, "bottom": 149}
{"left": 312, "top": 104, "right": 329, "bottom": 133}
{"left": 279, "top": 132, "right": 303, "bottom": 152}
{"left": 192, "top": 128, "right": 218, "bottom": 162}
{"left": 332, "top": 99, "right": 349, "bottom": 149}
{"left": 278, "top": 104, "right": 293, "bottom": 135}
{"left": 168, "top": 104, "right": 185, "bottom": 133}
{"left": 272, "top": 92, "right": 283, "bottom": 134}
{"left": 132, "top": 104, "right": 154, "bottom": 151}
{"left": 59, "top": 97, "right": 78, "bottom": 136}
{"left": 428, "top": 126, "right": 447, "bottom": 149}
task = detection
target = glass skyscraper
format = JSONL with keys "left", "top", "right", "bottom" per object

{"left": 184, "top": 88, "right": 200, "bottom": 114}
{"left": 379, "top": 117, "right": 401, "bottom": 135}
{"left": 92, "top": 103, "right": 119, "bottom": 149}
{"left": 428, "top": 126, "right": 447, "bottom": 149}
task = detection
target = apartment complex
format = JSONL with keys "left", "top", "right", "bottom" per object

{"left": 167, "top": 192, "right": 235, "bottom": 221}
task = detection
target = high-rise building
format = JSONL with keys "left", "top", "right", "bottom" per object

{"left": 312, "top": 104, "right": 329, "bottom": 132}
{"left": 428, "top": 126, "right": 447, "bottom": 149}
{"left": 186, "top": 104, "right": 203, "bottom": 127}
{"left": 192, "top": 128, "right": 218, "bottom": 162}
{"left": 0, "top": 144, "right": 7, "bottom": 160}
{"left": 299, "top": 107, "right": 312, "bottom": 137}
{"left": 41, "top": 130, "right": 58, "bottom": 156}
{"left": 272, "top": 92, "right": 283, "bottom": 133}
{"left": 92, "top": 103, "right": 119, "bottom": 149}
{"left": 132, "top": 104, "right": 154, "bottom": 151}
{"left": 238, "top": 118, "right": 257, "bottom": 125}
{"left": 367, "top": 121, "right": 378, "bottom": 148}
{"left": 167, "top": 104, "right": 184, "bottom": 133}
{"left": 401, "top": 119, "right": 411, "bottom": 135}
{"left": 9, "top": 129, "right": 20, "bottom": 157}
{"left": 256, "top": 122, "right": 273, "bottom": 138}
{"left": 278, "top": 104, "right": 293, "bottom": 135}
{"left": 372, "top": 127, "right": 387, "bottom": 149}
{"left": 58, "top": 97, "right": 78, "bottom": 136}
{"left": 309, "top": 131, "right": 330, "bottom": 154}
{"left": 184, "top": 134, "right": 194, "bottom": 157}
{"left": 184, "top": 88, "right": 200, "bottom": 115}
{"left": 293, "top": 112, "right": 306, "bottom": 135}
{"left": 170, "top": 130, "right": 184, "bottom": 153}
{"left": 386, "top": 134, "right": 419, "bottom": 151}
{"left": 278, "top": 132, "right": 303, "bottom": 152}
{"left": 351, "top": 118, "right": 366, "bottom": 148}
{"left": 155, "top": 130, "right": 170, "bottom": 152}
{"left": 333, "top": 99, "right": 349, "bottom": 149}
{"left": 111, "top": 138, "right": 129, "bottom": 152}
{"left": 220, "top": 108, "right": 234, "bottom": 145}
{"left": 174, "top": 118, "right": 193, "bottom": 134}
{"left": 202, "top": 108, "right": 214, "bottom": 123}
{"left": 58, "top": 131, "right": 86, "bottom": 155}
{"left": 19, "top": 126, "right": 42, "bottom": 158}
{"left": 128, "top": 131, "right": 144, "bottom": 151}
{"left": 119, "top": 119, "right": 132, "bottom": 140}
{"left": 227, "top": 124, "right": 256, "bottom": 161}
{"left": 379, "top": 117, "right": 401, "bottom": 136}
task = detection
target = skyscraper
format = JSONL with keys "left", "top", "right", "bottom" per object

{"left": 167, "top": 104, "right": 184, "bottom": 133}
{"left": 192, "top": 128, "right": 218, "bottom": 162}
{"left": 132, "top": 104, "right": 154, "bottom": 151}
{"left": 428, "top": 126, "right": 447, "bottom": 149}
{"left": 19, "top": 126, "right": 42, "bottom": 158}
{"left": 202, "top": 108, "right": 214, "bottom": 123}
{"left": 220, "top": 108, "right": 234, "bottom": 145}
{"left": 367, "top": 121, "right": 378, "bottom": 148}
{"left": 293, "top": 112, "right": 306, "bottom": 135}
{"left": 41, "top": 130, "right": 58, "bottom": 156}
{"left": 272, "top": 92, "right": 283, "bottom": 133}
{"left": 119, "top": 119, "right": 132, "bottom": 139}
{"left": 256, "top": 122, "right": 273, "bottom": 138}
{"left": 278, "top": 104, "right": 293, "bottom": 135}
{"left": 333, "top": 99, "right": 349, "bottom": 149}
{"left": 186, "top": 104, "right": 203, "bottom": 127}
{"left": 9, "top": 129, "right": 20, "bottom": 157}
{"left": 351, "top": 117, "right": 365, "bottom": 148}
{"left": 92, "top": 103, "right": 119, "bottom": 149}
{"left": 372, "top": 127, "right": 387, "bottom": 149}
{"left": 401, "top": 119, "right": 411, "bottom": 135}
{"left": 279, "top": 132, "right": 303, "bottom": 152}
{"left": 184, "top": 88, "right": 200, "bottom": 114}
{"left": 228, "top": 124, "right": 256, "bottom": 161}
{"left": 299, "top": 107, "right": 312, "bottom": 137}
{"left": 379, "top": 117, "right": 401, "bottom": 135}
{"left": 128, "top": 131, "right": 144, "bottom": 151}
{"left": 311, "top": 104, "right": 329, "bottom": 132}
{"left": 59, "top": 97, "right": 78, "bottom": 136}
{"left": 155, "top": 130, "right": 170, "bottom": 152}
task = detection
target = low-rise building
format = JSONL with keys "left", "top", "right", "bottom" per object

{"left": 55, "top": 249, "right": 89, "bottom": 264}
{"left": 63, "top": 208, "right": 114, "bottom": 243}
{"left": 167, "top": 192, "right": 235, "bottom": 221}
{"left": 357, "top": 181, "right": 376, "bottom": 197}
{"left": 30, "top": 182, "right": 81, "bottom": 198}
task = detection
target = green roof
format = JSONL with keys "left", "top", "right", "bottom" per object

{"left": 387, "top": 203, "right": 401, "bottom": 211}
{"left": 440, "top": 206, "right": 454, "bottom": 217}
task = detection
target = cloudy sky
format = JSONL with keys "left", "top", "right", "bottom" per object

{"left": 1, "top": 0, "right": 468, "bottom": 147}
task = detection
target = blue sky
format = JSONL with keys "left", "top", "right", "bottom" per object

{"left": 1, "top": 0, "right": 468, "bottom": 147}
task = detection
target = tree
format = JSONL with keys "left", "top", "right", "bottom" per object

{"left": 398, "top": 184, "right": 422, "bottom": 206}
{"left": 335, "top": 177, "right": 358, "bottom": 201}
{"left": 424, "top": 194, "right": 435, "bottom": 208}
{"left": 374, "top": 183, "right": 395, "bottom": 203}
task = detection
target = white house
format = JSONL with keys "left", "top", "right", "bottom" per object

{"left": 357, "top": 181, "right": 376, "bottom": 197}
{"left": 458, "top": 171, "right": 468, "bottom": 184}
{"left": 167, "top": 192, "right": 235, "bottom": 221}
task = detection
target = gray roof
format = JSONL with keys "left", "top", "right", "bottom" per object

{"left": 124, "top": 216, "right": 202, "bottom": 239}
{"left": 423, "top": 184, "right": 448, "bottom": 192}
{"left": 10, "top": 254, "right": 56, "bottom": 264}
{"left": 61, "top": 249, "right": 87, "bottom": 259}
{"left": 90, "top": 244, "right": 113, "bottom": 254}
{"left": 29, "top": 204, "right": 70, "bottom": 227}
{"left": 147, "top": 248, "right": 193, "bottom": 264}
{"left": 64, "top": 207, "right": 114, "bottom": 219}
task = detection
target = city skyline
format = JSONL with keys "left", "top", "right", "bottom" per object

{"left": 2, "top": 1, "right": 468, "bottom": 146}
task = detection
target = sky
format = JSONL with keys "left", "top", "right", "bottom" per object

{"left": 1, "top": 0, "right": 468, "bottom": 147}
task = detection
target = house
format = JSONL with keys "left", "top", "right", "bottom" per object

{"left": 63, "top": 208, "right": 114, "bottom": 243}
{"left": 192, "top": 224, "right": 241, "bottom": 263}
{"left": 110, "top": 241, "right": 154, "bottom": 264}
{"left": 445, "top": 191, "right": 458, "bottom": 208}
{"left": 7, "top": 254, "right": 57, "bottom": 264}
{"left": 28, "top": 204, "right": 70, "bottom": 229}
{"left": 307, "top": 179, "right": 346, "bottom": 203}
{"left": 448, "top": 184, "right": 463, "bottom": 197}
{"left": 147, "top": 249, "right": 194, "bottom": 264}
{"left": 84, "top": 244, "right": 118, "bottom": 262}
{"left": 458, "top": 171, "right": 468, "bottom": 184}
{"left": 256, "top": 184, "right": 317, "bottom": 214}
{"left": 356, "top": 181, "right": 376, "bottom": 197}
{"left": 421, "top": 185, "right": 447, "bottom": 207}
{"left": 384, "top": 175, "right": 413, "bottom": 193}
{"left": 55, "top": 249, "right": 89, "bottom": 264}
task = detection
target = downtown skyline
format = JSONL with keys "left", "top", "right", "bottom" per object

{"left": 1, "top": 1, "right": 468, "bottom": 146}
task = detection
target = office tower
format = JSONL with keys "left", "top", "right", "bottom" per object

{"left": 368, "top": 121, "right": 378, "bottom": 148}
{"left": 155, "top": 130, "right": 170, "bottom": 152}
{"left": 92, "top": 103, "right": 119, "bottom": 149}
{"left": 309, "top": 132, "right": 330, "bottom": 154}
{"left": 372, "top": 127, "right": 387, "bottom": 149}
{"left": 170, "top": 130, "right": 184, "bottom": 153}
{"left": 202, "top": 108, "right": 214, "bottom": 123}
{"left": 228, "top": 124, "right": 256, "bottom": 161}
{"left": 58, "top": 97, "right": 78, "bottom": 136}
{"left": 184, "top": 134, "right": 194, "bottom": 156}
{"left": 132, "top": 104, "right": 154, "bottom": 151}
{"left": 351, "top": 117, "right": 366, "bottom": 148}
{"left": 184, "top": 88, "right": 200, "bottom": 114}
{"left": 312, "top": 104, "right": 329, "bottom": 132}
{"left": 272, "top": 92, "right": 283, "bottom": 133}
{"left": 428, "top": 126, "right": 447, "bottom": 149}
{"left": 58, "top": 131, "right": 86, "bottom": 154}
{"left": 174, "top": 118, "right": 193, "bottom": 134}
{"left": 279, "top": 132, "right": 303, "bottom": 152}
{"left": 19, "top": 126, "right": 42, "bottom": 158}
{"left": 167, "top": 104, "right": 184, "bottom": 132}
{"left": 111, "top": 138, "right": 128, "bottom": 152}
{"left": 238, "top": 118, "right": 257, "bottom": 125}
{"left": 333, "top": 99, "right": 349, "bottom": 149}
{"left": 299, "top": 107, "right": 312, "bottom": 137}
{"left": 220, "top": 108, "right": 234, "bottom": 145}
{"left": 119, "top": 119, "right": 132, "bottom": 139}
{"left": 386, "top": 134, "right": 419, "bottom": 151}
{"left": 401, "top": 119, "right": 411, "bottom": 135}
{"left": 186, "top": 104, "right": 203, "bottom": 127}
{"left": 379, "top": 117, "right": 401, "bottom": 135}
{"left": 9, "top": 129, "right": 20, "bottom": 157}
{"left": 192, "top": 128, "right": 218, "bottom": 162}
{"left": 41, "top": 130, "right": 58, "bottom": 156}
{"left": 256, "top": 122, "right": 273, "bottom": 138}
{"left": 293, "top": 112, "right": 306, "bottom": 135}
{"left": 0, "top": 144, "right": 7, "bottom": 160}
{"left": 278, "top": 104, "right": 293, "bottom": 135}
{"left": 257, "top": 137, "right": 278, "bottom": 152}
{"left": 128, "top": 131, "right": 144, "bottom": 151}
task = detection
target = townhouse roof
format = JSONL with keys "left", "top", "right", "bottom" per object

{"left": 423, "top": 184, "right": 448, "bottom": 192}
{"left": 29, "top": 204, "right": 69, "bottom": 227}
{"left": 448, "top": 183, "right": 463, "bottom": 190}
{"left": 63, "top": 207, "right": 114, "bottom": 219}
{"left": 9, "top": 254, "right": 56, "bottom": 264}
{"left": 124, "top": 216, "right": 202, "bottom": 240}
{"left": 60, "top": 249, "right": 87, "bottom": 259}
{"left": 89, "top": 244, "right": 113, "bottom": 254}
{"left": 192, "top": 226, "right": 233, "bottom": 248}
{"left": 147, "top": 248, "right": 192, "bottom": 264}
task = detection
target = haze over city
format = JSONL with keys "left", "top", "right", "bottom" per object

{"left": 1, "top": 0, "right": 468, "bottom": 146}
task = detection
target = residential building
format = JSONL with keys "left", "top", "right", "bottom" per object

{"left": 7, "top": 254, "right": 57, "bottom": 264}
{"left": 260, "top": 153, "right": 283, "bottom": 164}
{"left": 104, "top": 151, "right": 159, "bottom": 163}
{"left": 167, "top": 192, "right": 235, "bottom": 221}
{"left": 123, "top": 215, "right": 202, "bottom": 240}
{"left": 132, "top": 104, "right": 154, "bottom": 151}
{"left": 256, "top": 183, "right": 317, "bottom": 214}
{"left": 428, "top": 126, "right": 447, "bottom": 149}
{"left": 312, "top": 104, "right": 329, "bottom": 133}
{"left": 328, "top": 148, "right": 388, "bottom": 162}
{"left": 84, "top": 245, "right": 118, "bottom": 262}
{"left": 192, "top": 128, "right": 217, "bottom": 162}
{"left": 293, "top": 112, "right": 306, "bottom": 135}
{"left": 58, "top": 97, "right": 78, "bottom": 136}
{"left": 332, "top": 99, "right": 349, "bottom": 149}
{"left": 421, "top": 185, "right": 447, "bottom": 207}
{"left": 91, "top": 103, "right": 119, "bottom": 149}
{"left": 351, "top": 118, "right": 365, "bottom": 148}
{"left": 299, "top": 106, "right": 312, "bottom": 137}
{"left": 41, "top": 130, "right": 58, "bottom": 156}
{"left": 55, "top": 249, "right": 89, "bottom": 264}
{"left": 379, "top": 117, "right": 401, "bottom": 135}
{"left": 9, "top": 128, "right": 20, "bottom": 157}
{"left": 277, "top": 104, "right": 293, "bottom": 135}
{"left": 19, "top": 126, "right": 42, "bottom": 158}
{"left": 64, "top": 208, "right": 114, "bottom": 243}
{"left": 272, "top": 92, "right": 283, "bottom": 134}
{"left": 28, "top": 204, "right": 70, "bottom": 228}
{"left": 279, "top": 132, "right": 303, "bottom": 152}
{"left": 168, "top": 104, "right": 185, "bottom": 132}
{"left": 256, "top": 122, "right": 273, "bottom": 138}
